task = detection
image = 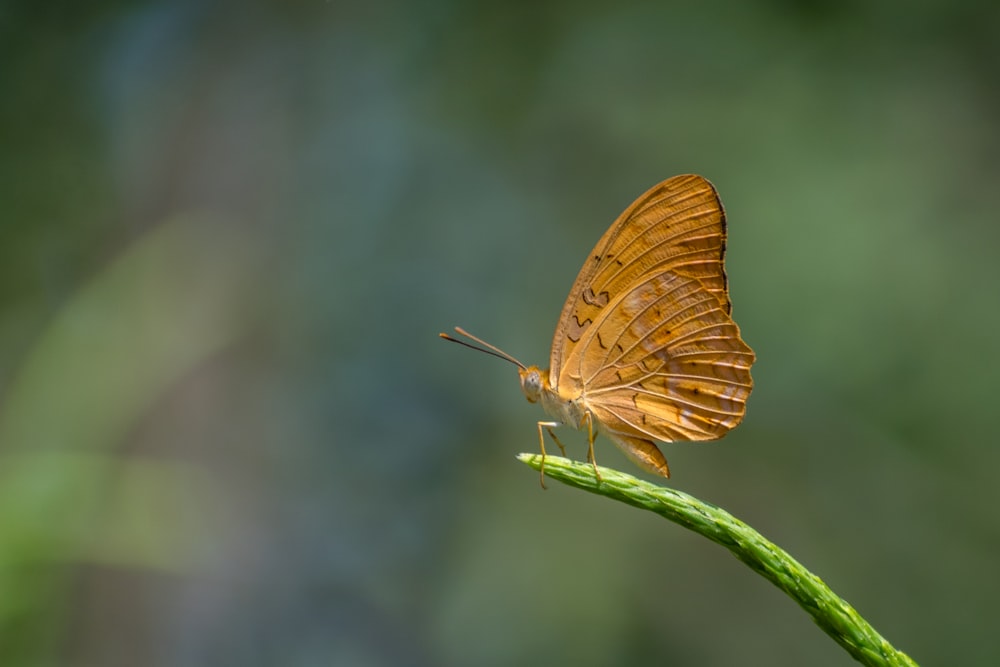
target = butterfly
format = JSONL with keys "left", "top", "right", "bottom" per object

{"left": 442, "top": 174, "right": 755, "bottom": 485}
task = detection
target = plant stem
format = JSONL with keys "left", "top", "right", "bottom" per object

{"left": 517, "top": 453, "right": 918, "bottom": 667}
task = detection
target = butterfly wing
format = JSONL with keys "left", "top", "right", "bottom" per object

{"left": 569, "top": 271, "right": 754, "bottom": 442}
{"left": 549, "top": 175, "right": 734, "bottom": 386}
{"left": 551, "top": 174, "right": 753, "bottom": 443}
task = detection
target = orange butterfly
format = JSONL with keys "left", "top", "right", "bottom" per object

{"left": 442, "top": 174, "right": 754, "bottom": 484}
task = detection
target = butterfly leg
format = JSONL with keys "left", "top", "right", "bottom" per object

{"left": 584, "top": 411, "right": 603, "bottom": 483}
{"left": 536, "top": 421, "right": 560, "bottom": 489}
{"left": 545, "top": 426, "right": 568, "bottom": 457}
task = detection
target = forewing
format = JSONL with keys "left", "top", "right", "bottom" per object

{"left": 550, "top": 175, "right": 729, "bottom": 385}
{"left": 570, "top": 271, "right": 754, "bottom": 442}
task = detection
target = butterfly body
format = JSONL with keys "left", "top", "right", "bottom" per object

{"left": 519, "top": 365, "right": 585, "bottom": 429}
{"left": 519, "top": 362, "right": 674, "bottom": 476}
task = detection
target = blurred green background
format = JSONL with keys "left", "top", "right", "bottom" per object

{"left": 2, "top": 1, "right": 998, "bottom": 665}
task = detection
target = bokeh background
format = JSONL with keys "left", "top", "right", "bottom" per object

{"left": 3, "top": 1, "right": 999, "bottom": 665}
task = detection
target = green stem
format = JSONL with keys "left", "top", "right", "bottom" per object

{"left": 517, "top": 453, "right": 918, "bottom": 667}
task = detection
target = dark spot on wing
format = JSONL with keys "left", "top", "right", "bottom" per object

{"left": 582, "top": 288, "right": 610, "bottom": 307}
{"left": 567, "top": 314, "right": 592, "bottom": 343}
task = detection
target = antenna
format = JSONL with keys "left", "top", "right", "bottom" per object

{"left": 439, "top": 327, "right": 526, "bottom": 370}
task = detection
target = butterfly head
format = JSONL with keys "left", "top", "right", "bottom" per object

{"left": 518, "top": 366, "right": 547, "bottom": 404}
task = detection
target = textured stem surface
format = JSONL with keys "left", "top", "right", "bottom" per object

{"left": 517, "top": 454, "right": 918, "bottom": 667}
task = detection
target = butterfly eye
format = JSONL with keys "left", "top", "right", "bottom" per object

{"left": 519, "top": 368, "right": 542, "bottom": 403}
